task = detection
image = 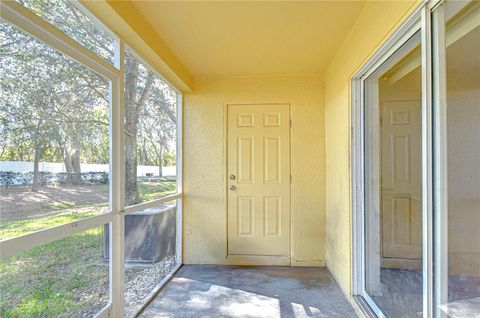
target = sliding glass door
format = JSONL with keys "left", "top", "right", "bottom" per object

{"left": 364, "top": 30, "right": 423, "bottom": 318}
{"left": 353, "top": 1, "right": 479, "bottom": 317}
{"left": 432, "top": 1, "right": 480, "bottom": 317}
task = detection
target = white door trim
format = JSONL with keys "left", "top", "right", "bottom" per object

{"left": 431, "top": 3, "right": 449, "bottom": 314}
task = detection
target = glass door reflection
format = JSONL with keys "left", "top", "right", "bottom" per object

{"left": 364, "top": 31, "right": 423, "bottom": 317}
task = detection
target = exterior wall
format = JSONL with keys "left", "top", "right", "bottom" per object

{"left": 0, "top": 161, "right": 176, "bottom": 176}
{"left": 324, "top": 1, "right": 419, "bottom": 295}
{"left": 183, "top": 74, "right": 326, "bottom": 266}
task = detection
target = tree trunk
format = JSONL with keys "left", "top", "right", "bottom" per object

{"left": 72, "top": 149, "right": 82, "bottom": 184}
{"left": 124, "top": 55, "right": 155, "bottom": 204}
{"left": 31, "top": 122, "right": 43, "bottom": 192}
{"left": 63, "top": 148, "right": 74, "bottom": 173}
{"left": 158, "top": 145, "right": 163, "bottom": 177}
{"left": 125, "top": 132, "right": 139, "bottom": 203}
{"left": 32, "top": 139, "right": 41, "bottom": 192}
{"left": 125, "top": 55, "right": 140, "bottom": 204}
{"left": 142, "top": 139, "right": 148, "bottom": 166}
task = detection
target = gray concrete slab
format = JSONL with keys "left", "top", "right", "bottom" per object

{"left": 140, "top": 265, "right": 358, "bottom": 318}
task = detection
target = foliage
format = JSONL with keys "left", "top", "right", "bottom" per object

{"left": 162, "top": 150, "right": 176, "bottom": 167}
{"left": 0, "top": 18, "right": 110, "bottom": 191}
{"left": 16, "top": 0, "right": 115, "bottom": 63}
{"left": 0, "top": 0, "right": 177, "bottom": 198}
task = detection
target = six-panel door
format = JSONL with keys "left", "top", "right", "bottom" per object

{"left": 381, "top": 101, "right": 422, "bottom": 266}
{"left": 227, "top": 104, "right": 291, "bottom": 256}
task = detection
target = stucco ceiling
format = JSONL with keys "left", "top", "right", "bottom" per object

{"left": 131, "top": 1, "right": 366, "bottom": 78}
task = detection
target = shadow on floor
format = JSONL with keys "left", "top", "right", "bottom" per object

{"left": 140, "top": 265, "right": 357, "bottom": 318}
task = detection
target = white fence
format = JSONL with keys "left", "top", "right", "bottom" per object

{"left": 0, "top": 161, "right": 176, "bottom": 177}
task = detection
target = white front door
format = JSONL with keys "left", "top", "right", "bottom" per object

{"left": 227, "top": 104, "right": 291, "bottom": 257}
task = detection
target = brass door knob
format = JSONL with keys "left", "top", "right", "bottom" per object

{"left": 230, "top": 185, "right": 236, "bottom": 191}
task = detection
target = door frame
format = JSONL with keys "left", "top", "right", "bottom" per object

{"left": 223, "top": 102, "right": 293, "bottom": 266}
{"left": 351, "top": 1, "right": 439, "bottom": 317}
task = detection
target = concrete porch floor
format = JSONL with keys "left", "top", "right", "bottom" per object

{"left": 139, "top": 265, "right": 358, "bottom": 318}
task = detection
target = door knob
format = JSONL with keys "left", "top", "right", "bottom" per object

{"left": 230, "top": 185, "right": 236, "bottom": 191}
{"left": 230, "top": 174, "right": 236, "bottom": 180}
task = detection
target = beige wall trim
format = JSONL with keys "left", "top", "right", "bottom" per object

{"left": 291, "top": 259, "right": 326, "bottom": 267}
{"left": 80, "top": 0, "right": 193, "bottom": 92}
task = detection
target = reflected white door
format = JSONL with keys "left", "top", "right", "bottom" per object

{"left": 381, "top": 101, "right": 422, "bottom": 266}
{"left": 227, "top": 104, "right": 291, "bottom": 256}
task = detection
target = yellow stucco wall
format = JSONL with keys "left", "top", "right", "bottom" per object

{"left": 324, "top": 0, "right": 419, "bottom": 295}
{"left": 183, "top": 74, "right": 326, "bottom": 266}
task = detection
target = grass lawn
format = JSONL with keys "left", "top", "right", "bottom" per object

{"left": 135, "top": 177, "right": 176, "bottom": 203}
{"left": 0, "top": 226, "right": 108, "bottom": 318}
{"left": 0, "top": 178, "right": 176, "bottom": 317}
{"left": 0, "top": 208, "right": 103, "bottom": 241}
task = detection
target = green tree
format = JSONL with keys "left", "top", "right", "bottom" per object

{"left": 124, "top": 49, "right": 177, "bottom": 204}
{"left": 1, "top": 0, "right": 177, "bottom": 200}
{"left": 0, "top": 21, "right": 109, "bottom": 190}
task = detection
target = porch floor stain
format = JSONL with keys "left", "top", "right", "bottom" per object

{"left": 139, "top": 265, "right": 358, "bottom": 318}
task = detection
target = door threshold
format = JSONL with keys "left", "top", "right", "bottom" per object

{"left": 226, "top": 254, "right": 291, "bottom": 266}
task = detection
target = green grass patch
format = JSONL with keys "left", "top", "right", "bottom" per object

{"left": 0, "top": 226, "right": 108, "bottom": 318}
{"left": 137, "top": 178, "right": 176, "bottom": 203}
{"left": 6, "top": 281, "right": 79, "bottom": 318}
{"left": 0, "top": 208, "right": 104, "bottom": 241}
